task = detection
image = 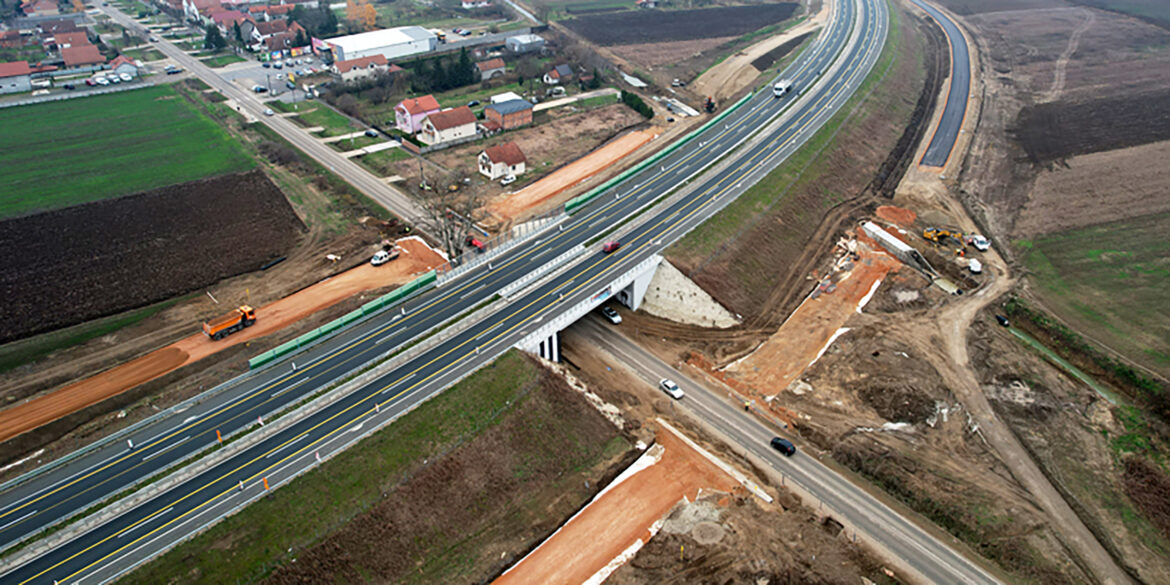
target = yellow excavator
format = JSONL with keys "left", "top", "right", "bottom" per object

{"left": 922, "top": 227, "right": 964, "bottom": 246}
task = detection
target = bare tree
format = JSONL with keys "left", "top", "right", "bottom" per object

{"left": 413, "top": 169, "right": 485, "bottom": 261}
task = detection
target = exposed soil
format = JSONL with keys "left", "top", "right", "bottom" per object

{"left": 0, "top": 170, "right": 303, "bottom": 344}
{"left": 935, "top": 0, "right": 1066, "bottom": 14}
{"left": 1124, "top": 457, "right": 1170, "bottom": 540}
{"left": 485, "top": 127, "right": 661, "bottom": 225}
{"left": 495, "top": 429, "right": 738, "bottom": 585}
{"left": 1014, "top": 140, "right": 1170, "bottom": 237}
{"left": 610, "top": 36, "right": 738, "bottom": 68}
{"left": 259, "top": 362, "right": 632, "bottom": 585}
{"left": 564, "top": 4, "right": 800, "bottom": 46}
{"left": 1013, "top": 88, "right": 1170, "bottom": 162}
{"left": 0, "top": 239, "right": 443, "bottom": 445}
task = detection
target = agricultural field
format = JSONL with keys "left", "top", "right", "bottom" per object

{"left": 935, "top": 0, "right": 1065, "bottom": 14}
{"left": 1019, "top": 212, "right": 1170, "bottom": 377}
{"left": 1013, "top": 88, "right": 1170, "bottom": 162}
{"left": 563, "top": 4, "right": 799, "bottom": 45}
{"left": 0, "top": 85, "right": 253, "bottom": 219}
{"left": 0, "top": 171, "right": 303, "bottom": 344}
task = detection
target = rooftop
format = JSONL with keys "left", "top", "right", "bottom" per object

{"left": 325, "top": 26, "right": 434, "bottom": 54}
{"left": 483, "top": 141, "right": 526, "bottom": 166}
{"left": 398, "top": 94, "right": 440, "bottom": 115}
{"left": 426, "top": 106, "right": 477, "bottom": 131}
{"left": 476, "top": 57, "right": 505, "bottom": 71}
{"left": 334, "top": 54, "right": 389, "bottom": 73}
{"left": 60, "top": 44, "right": 104, "bottom": 67}
{"left": 486, "top": 98, "right": 533, "bottom": 116}
{"left": 0, "top": 60, "right": 32, "bottom": 78}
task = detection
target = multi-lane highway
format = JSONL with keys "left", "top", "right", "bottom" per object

{"left": 911, "top": 0, "right": 971, "bottom": 167}
{"left": 571, "top": 316, "right": 1002, "bottom": 585}
{"left": 0, "top": 0, "right": 902, "bottom": 581}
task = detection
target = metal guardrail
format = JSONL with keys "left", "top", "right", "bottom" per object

{"left": 435, "top": 207, "right": 567, "bottom": 285}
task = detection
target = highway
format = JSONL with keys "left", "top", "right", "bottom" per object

{"left": 0, "top": 0, "right": 895, "bottom": 580}
{"left": 570, "top": 317, "right": 1001, "bottom": 585}
{"left": 93, "top": 3, "right": 433, "bottom": 228}
{"left": 911, "top": 0, "right": 971, "bottom": 167}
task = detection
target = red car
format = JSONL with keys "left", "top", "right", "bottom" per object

{"left": 465, "top": 235, "right": 486, "bottom": 253}
{"left": 602, "top": 241, "right": 621, "bottom": 254}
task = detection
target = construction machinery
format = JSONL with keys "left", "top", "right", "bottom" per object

{"left": 922, "top": 227, "right": 964, "bottom": 246}
{"left": 704, "top": 96, "right": 716, "bottom": 113}
{"left": 203, "top": 305, "right": 257, "bottom": 340}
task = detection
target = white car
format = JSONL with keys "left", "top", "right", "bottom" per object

{"left": 263, "top": 108, "right": 275, "bottom": 116}
{"left": 108, "top": 75, "right": 121, "bottom": 83}
{"left": 967, "top": 234, "right": 991, "bottom": 251}
{"left": 95, "top": 76, "right": 110, "bottom": 85}
{"left": 500, "top": 174, "right": 516, "bottom": 186}
{"left": 968, "top": 258, "right": 983, "bottom": 274}
{"left": 119, "top": 72, "right": 132, "bottom": 82}
{"left": 659, "top": 379, "right": 685, "bottom": 400}
{"left": 371, "top": 249, "right": 398, "bottom": 265}
{"left": 600, "top": 306, "right": 621, "bottom": 324}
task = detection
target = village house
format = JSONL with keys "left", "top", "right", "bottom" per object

{"left": 247, "top": 3, "right": 295, "bottom": 20}
{"left": 23, "top": 0, "right": 59, "bottom": 17}
{"left": 332, "top": 54, "right": 401, "bottom": 82}
{"left": 484, "top": 98, "right": 533, "bottom": 131}
{"left": 50, "top": 31, "right": 89, "bottom": 50}
{"left": 542, "top": 64, "right": 573, "bottom": 85}
{"left": 395, "top": 94, "right": 440, "bottom": 134}
{"left": 461, "top": 0, "right": 490, "bottom": 8}
{"left": 60, "top": 44, "right": 105, "bottom": 72}
{"left": 474, "top": 57, "right": 505, "bottom": 81}
{"left": 183, "top": 0, "right": 223, "bottom": 26}
{"left": 244, "top": 19, "right": 305, "bottom": 49}
{"left": 211, "top": 9, "right": 252, "bottom": 34}
{"left": 419, "top": 106, "right": 477, "bottom": 145}
{"left": 108, "top": 54, "right": 138, "bottom": 77}
{"left": 478, "top": 141, "right": 526, "bottom": 180}
{"left": 0, "top": 61, "right": 33, "bottom": 94}
{"left": 1, "top": 30, "right": 31, "bottom": 49}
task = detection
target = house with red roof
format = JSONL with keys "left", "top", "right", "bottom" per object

{"left": 420, "top": 106, "right": 478, "bottom": 146}
{"left": 475, "top": 57, "right": 505, "bottom": 81}
{"left": 0, "top": 61, "right": 33, "bottom": 94}
{"left": 332, "top": 54, "right": 400, "bottom": 82}
{"left": 23, "top": 0, "right": 59, "bottom": 16}
{"left": 60, "top": 44, "right": 105, "bottom": 71}
{"left": 183, "top": 0, "right": 223, "bottom": 25}
{"left": 50, "top": 31, "right": 89, "bottom": 50}
{"left": 109, "top": 54, "right": 139, "bottom": 77}
{"left": 210, "top": 9, "right": 252, "bottom": 33}
{"left": 478, "top": 141, "right": 526, "bottom": 180}
{"left": 247, "top": 4, "right": 294, "bottom": 20}
{"left": 395, "top": 94, "right": 441, "bottom": 134}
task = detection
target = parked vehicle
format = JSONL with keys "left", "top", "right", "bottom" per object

{"left": 995, "top": 315, "right": 1010, "bottom": 327}
{"left": 602, "top": 241, "right": 621, "bottom": 254}
{"left": 465, "top": 235, "right": 486, "bottom": 253}
{"left": 85, "top": 78, "right": 96, "bottom": 86}
{"left": 107, "top": 75, "right": 121, "bottom": 83}
{"left": 63, "top": 83, "right": 76, "bottom": 90}
{"left": 966, "top": 234, "right": 991, "bottom": 251}
{"left": 371, "top": 249, "right": 398, "bottom": 265}
{"left": 770, "top": 437, "right": 796, "bottom": 456}
{"left": 203, "top": 305, "right": 256, "bottom": 340}
{"left": 262, "top": 62, "right": 271, "bottom": 68}
{"left": 252, "top": 85, "right": 267, "bottom": 93}
{"left": 466, "top": 99, "right": 480, "bottom": 107}
{"left": 119, "top": 72, "right": 132, "bottom": 82}
{"left": 149, "top": 35, "right": 159, "bottom": 42}
{"left": 600, "top": 306, "right": 621, "bottom": 324}
{"left": 659, "top": 379, "right": 685, "bottom": 400}
{"left": 968, "top": 258, "right": 983, "bottom": 274}
{"left": 772, "top": 79, "right": 795, "bottom": 97}
{"left": 96, "top": 76, "right": 110, "bottom": 85}
{"left": 364, "top": 128, "right": 378, "bottom": 137}
{"left": 499, "top": 174, "right": 516, "bottom": 186}
{"left": 273, "top": 62, "right": 283, "bottom": 69}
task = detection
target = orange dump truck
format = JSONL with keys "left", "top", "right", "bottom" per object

{"left": 203, "top": 305, "right": 257, "bottom": 340}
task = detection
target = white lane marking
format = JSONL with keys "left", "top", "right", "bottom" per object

{"left": 270, "top": 377, "right": 311, "bottom": 399}
{"left": 382, "top": 373, "right": 415, "bottom": 394}
{"left": 459, "top": 282, "right": 488, "bottom": 300}
{"left": 0, "top": 509, "right": 37, "bottom": 532}
{"left": 265, "top": 434, "right": 307, "bottom": 459}
{"left": 142, "top": 437, "right": 190, "bottom": 462}
{"left": 117, "top": 507, "right": 172, "bottom": 539}
{"left": 182, "top": 415, "right": 199, "bottom": 425}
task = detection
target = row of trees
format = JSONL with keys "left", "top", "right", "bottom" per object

{"left": 409, "top": 48, "right": 477, "bottom": 93}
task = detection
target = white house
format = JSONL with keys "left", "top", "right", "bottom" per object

{"left": 461, "top": 0, "right": 490, "bottom": 8}
{"left": 420, "top": 106, "right": 477, "bottom": 145}
{"left": 332, "top": 54, "right": 400, "bottom": 82}
{"left": 543, "top": 64, "right": 573, "bottom": 85}
{"left": 478, "top": 141, "right": 526, "bottom": 180}
{"left": 0, "top": 61, "right": 32, "bottom": 94}
{"left": 108, "top": 55, "right": 139, "bottom": 77}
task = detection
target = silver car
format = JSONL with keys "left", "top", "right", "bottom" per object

{"left": 659, "top": 379, "right": 684, "bottom": 400}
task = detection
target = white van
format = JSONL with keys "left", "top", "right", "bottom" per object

{"left": 773, "top": 79, "right": 794, "bottom": 97}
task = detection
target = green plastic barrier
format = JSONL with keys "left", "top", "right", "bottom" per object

{"left": 565, "top": 91, "right": 755, "bottom": 215}
{"left": 247, "top": 270, "right": 439, "bottom": 369}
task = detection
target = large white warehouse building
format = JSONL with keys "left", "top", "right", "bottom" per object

{"left": 324, "top": 26, "right": 437, "bottom": 62}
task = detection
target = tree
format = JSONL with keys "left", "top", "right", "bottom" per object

{"left": 204, "top": 25, "right": 227, "bottom": 51}
{"left": 457, "top": 47, "right": 473, "bottom": 86}
{"left": 233, "top": 21, "right": 243, "bottom": 46}
{"left": 415, "top": 177, "right": 485, "bottom": 260}
{"left": 587, "top": 67, "right": 601, "bottom": 90}
{"left": 294, "top": 29, "right": 307, "bottom": 48}
{"left": 359, "top": 1, "right": 376, "bottom": 30}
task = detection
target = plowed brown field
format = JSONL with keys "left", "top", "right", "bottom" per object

{"left": 0, "top": 238, "right": 444, "bottom": 443}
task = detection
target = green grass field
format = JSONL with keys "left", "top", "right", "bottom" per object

{"left": 358, "top": 146, "right": 411, "bottom": 176}
{"left": 200, "top": 54, "right": 246, "bottom": 67}
{"left": 0, "top": 85, "right": 253, "bottom": 219}
{"left": 288, "top": 104, "right": 356, "bottom": 136}
{"left": 1019, "top": 211, "right": 1170, "bottom": 377}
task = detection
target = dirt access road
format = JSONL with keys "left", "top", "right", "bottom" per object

{"left": 493, "top": 427, "right": 738, "bottom": 584}
{"left": 690, "top": 1, "right": 831, "bottom": 102}
{"left": 485, "top": 127, "right": 662, "bottom": 225}
{"left": 0, "top": 238, "right": 444, "bottom": 444}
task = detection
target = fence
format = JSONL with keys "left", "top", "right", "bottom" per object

{"left": 435, "top": 207, "right": 566, "bottom": 284}
{"left": 0, "top": 79, "right": 155, "bottom": 109}
{"left": 247, "top": 270, "right": 438, "bottom": 369}
{"left": 564, "top": 90, "right": 756, "bottom": 215}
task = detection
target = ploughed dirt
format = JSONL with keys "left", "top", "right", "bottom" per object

{"left": 485, "top": 127, "right": 661, "bottom": 225}
{"left": 611, "top": 36, "right": 738, "bottom": 68}
{"left": 564, "top": 4, "right": 800, "bottom": 46}
{"left": 494, "top": 427, "right": 737, "bottom": 585}
{"left": 1013, "top": 88, "right": 1170, "bottom": 162}
{"left": 0, "top": 238, "right": 443, "bottom": 444}
{"left": 0, "top": 170, "right": 303, "bottom": 344}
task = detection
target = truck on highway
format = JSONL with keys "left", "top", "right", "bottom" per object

{"left": 203, "top": 305, "right": 257, "bottom": 340}
{"left": 773, "top": 79, "right": 794, "bottom": 97}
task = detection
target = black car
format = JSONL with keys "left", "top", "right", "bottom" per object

{"left": 262, "top": 62, "right": 271, "bottom": 68}
{"left": 467, "top": 99, "right": 480, "bottom": 107}
{"left": 770, "top": 437, "right": 796, "bottom": 457}
{"left": 364, "top": 129, "right": 378, "bottom": 137}
{"left": 63, "top": 83, "right": 76, "bottom": 90}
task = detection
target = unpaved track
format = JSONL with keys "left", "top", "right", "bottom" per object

{"left": 485, "top": 128, "right": 661, "bottom": 224}
{"left": 493, "top": 429, "right": 737, "bottom": 585}
{"left": 0, "top": 239, "right": 444, "bottom": 444}
{"left": 893, "top": 253, "right": 1135, "bottom": 585}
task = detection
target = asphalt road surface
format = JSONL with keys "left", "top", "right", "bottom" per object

{"left": 570, "top": 317, "right": 1002, "bottom": 585}
{"left": 912, "top": 0, "right": 971, "bottom": 167}
{"left": 0, "top": 0, "right": 899, "bottom": 580}
{"left": 92, "top": 3, "right": 432, "bottom": 229}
